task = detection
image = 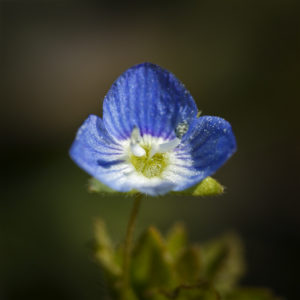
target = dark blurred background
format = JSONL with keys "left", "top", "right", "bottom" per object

{"left": 1, "top": 1, "right": 300, "bottom": 299}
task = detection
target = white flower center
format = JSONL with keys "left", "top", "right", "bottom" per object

{"left": 128, "top": 127, "right": 181, "bottom": 178}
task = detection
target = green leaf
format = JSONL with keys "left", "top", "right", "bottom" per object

{"left": 88, "top": 177, "right": 120, "bottom": 193}
{"left": 94, "top": 219, "right": 122, "bottom": 277}
{"left": 224, "top": 288, "right": 281, "bottom": 300}
{"left": 201, "top": 233, "right": 246, "bottom": 294}
{"left": 175, "top": 246, "right": 202, "bottom": 284}
{"left": 166, "top": 223, "right": 188, "bottom": 261}
{"left": 172, "top": 177, "right": 224, "bottom": 197}
{"left": 131, "top": 227, "right": 175, "bottom": 296}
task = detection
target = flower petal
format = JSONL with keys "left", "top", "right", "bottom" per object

{"left": 103, "top": 62, "right": 198, "bottom": 141}
{"left": 126, "top": 174, "right": 177, "bottom": 196}
{"left": 69, "top": 115, "right": 132, "bottom": 191}
{"left": 170, "top": 116, "right": 237, "bottom": 191}
{"left": 69, "top": 115, "right": 177, "bottom": 195}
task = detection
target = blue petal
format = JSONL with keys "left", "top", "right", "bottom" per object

{"left": 172, "top": 116, "right": 237, "bottom": 191}
{"left": 103, "top": 62, "right": 198, "bottom": 141}
{"left": 69, "top": 115, "right": 182, "bottom": 195}
{"left": 131, "top": 180, "right": 177, "bottom": 196}
{"left": 69, "top": 115, "right": 133, "bottom": 192}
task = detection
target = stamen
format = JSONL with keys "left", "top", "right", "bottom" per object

{"left": 157, "top": 138, "right": 181, "bottom": 152}
{"left": 130, "top": 143, "right": 146, "bottom": 157}
{"left": 131, "top": 127, "right": 142, "bottom": 143}
{"left": 130, "top": 127, "right": 146, "bottom": 157}
{"left": 149, "top": 144, "right": 159, "bottom": 158}
{"left": 149, "top": 138, "right": 181, "bottom": 158}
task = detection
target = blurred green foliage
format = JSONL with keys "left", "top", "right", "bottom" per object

{"left": 94, "top": 221, "right": 280, "bottom": 300}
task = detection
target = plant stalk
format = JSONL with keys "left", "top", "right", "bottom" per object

{"left": 122, "top": 192, "right": 143, "bottom": 298}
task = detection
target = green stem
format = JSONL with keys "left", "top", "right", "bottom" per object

{"left": 122, "top": 192, "right": 143, "bottom": 298}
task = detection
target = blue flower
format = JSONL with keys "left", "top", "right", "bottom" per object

{"left": 70, "top": 63, "right": 236, "bottom": 196}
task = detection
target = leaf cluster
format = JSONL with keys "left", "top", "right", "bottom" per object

{"left": 93, "top": 222, "right": 280, "bottom": 300}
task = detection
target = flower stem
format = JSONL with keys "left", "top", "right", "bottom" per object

{"left": 122, "top": 192, "right": 143, "bottom": 298}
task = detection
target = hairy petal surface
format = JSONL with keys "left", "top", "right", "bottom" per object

{"left": 69, "top": 115, "right": 177, "bottom": 195}
{"left": 103, "top": 63, "right": 198, "bottom": 141}
{"left": 171, "top": 116, "right": 237, "bottom": 191}
{"left": 69, "top": 115, "right": 133, "bottom": 192}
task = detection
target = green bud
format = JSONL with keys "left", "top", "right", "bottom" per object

{"left": 192, "top": 177, "right": 224, "bottom": 196}
{"left": 172, "top": 177, "right": 224, "bottom": 197}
